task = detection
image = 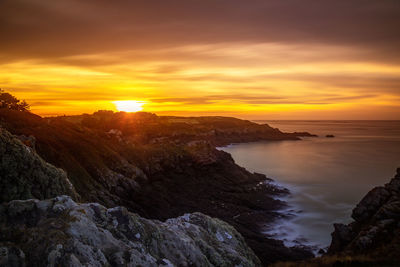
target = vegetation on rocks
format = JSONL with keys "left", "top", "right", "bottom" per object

{"left": 0, "top": 196, "right": 261, "bottom": 266}
{"left": 0, "top": 108, "right": 315, "bottom": 265}
{"left": 0, "top": 127, "right": 79, "bottom": 202}
{"left": 0, "top": 89, "right": 29, "bottom": 112}
{"left": 1, "top": 101, "right": 399, "bottom": 266}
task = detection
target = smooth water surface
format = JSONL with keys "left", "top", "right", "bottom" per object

{"left": 220, "top": 120, "right": 400, "bottom": 250}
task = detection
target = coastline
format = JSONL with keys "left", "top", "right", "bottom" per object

{"left": 218, "top": 140, "right": 340, "bottom": 256}
{"left": 220, "top": 121, "right": 400, "bottom": 261}
{"left": 0, "top": 110, "right": 317, "bottom": 265}
{"left": 217, "top": 144, "right": 321, "bottom": 254}
{"left": 2, "top": 110, "right": 399, "bottom": 265}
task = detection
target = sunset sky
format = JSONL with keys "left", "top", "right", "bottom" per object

{"left": 1, "top": 0, "right": 399, "bottom": 119}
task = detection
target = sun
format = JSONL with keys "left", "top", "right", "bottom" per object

{"left": 113, "top": 100, "right": 144, "bottom": 112}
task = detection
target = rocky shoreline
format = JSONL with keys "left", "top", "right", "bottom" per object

{"left": 269, "top": 168, "right": 400, "bottom": 266}
{"left": 4, "top": 109, "right": 398, "bottom": 266}
{"left": 0, "top": 109, "right": 315, "bottom": 265}
{"left": 328, "top": 168, "right": 400, "bottom": 262}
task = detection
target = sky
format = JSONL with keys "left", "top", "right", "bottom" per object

{"left": 1, "top": 0, "right": 400, "bottom": 119}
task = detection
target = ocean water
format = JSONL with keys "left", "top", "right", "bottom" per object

{"left": 220, "top": 120, "right": 400, "bottom": 251}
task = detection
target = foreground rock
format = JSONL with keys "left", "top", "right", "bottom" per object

{"left": 0, "top": 127, "right": 79, "bottom": 202}
{"left": 328, "top": 168, "right": 400, "bottom": 264}
{"left": 0, "top": 196, "right": 261, "bottom": 266}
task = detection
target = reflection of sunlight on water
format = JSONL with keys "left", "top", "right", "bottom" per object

{"left": 221, "top": 120, "right": 400, "bottom": 253}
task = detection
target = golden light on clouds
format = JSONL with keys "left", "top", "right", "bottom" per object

{"left": 2, "top": 43, "right": 399, "bottom": 119}
{"left": 1, "top": 1, "right": 399, "bottom": 119}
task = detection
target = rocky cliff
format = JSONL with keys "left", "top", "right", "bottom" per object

{"left": 327, "top": 168, "right": 400, "bottom": 264}
{"left": 0, "top": 196, "right": 261, "bottom": 266}
{"left": 0, "top": 123, "right": 262, "bottom": 266}
{"left": 0, "top": 109, "right": 314, "bottom": 265}
{"left": 0, "top": 127, "right": 79, "bottom": 202}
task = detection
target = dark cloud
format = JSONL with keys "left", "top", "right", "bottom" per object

{"left": 1, "top": 0, "right": 400, "bottom": 62}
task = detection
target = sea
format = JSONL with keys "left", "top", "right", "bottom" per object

{"left": 219, "top": 120, "right": 400, "bottom": 252}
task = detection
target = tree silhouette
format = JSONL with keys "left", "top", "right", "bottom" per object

{"left": 0, "top": 89, "right": 30, "bottom": 111}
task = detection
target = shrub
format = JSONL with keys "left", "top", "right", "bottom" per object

{"left": 0, "top": 89, "right": 30, "bottom": 111}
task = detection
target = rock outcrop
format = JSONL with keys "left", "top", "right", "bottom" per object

{"left": 0, "top": 196, "right": 261, "bottom": 266}
{"left": 328, "top": 168, "right": 400, "bottom": 263}
{"left": 0, "top": 127, "right": 79, "bottom": 202}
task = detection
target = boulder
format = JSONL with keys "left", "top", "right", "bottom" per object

{"left": 0, "top": 196, "right": 261, "bottom": 266}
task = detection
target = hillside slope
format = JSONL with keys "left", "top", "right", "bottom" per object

{"left": 0, "top": 125, "right": 263, "bottom": 266}
{"left": 0, "top": 127, "right": 79, "bottom": 202}
{"left": 0, "top": 109, "right": 314, "bottom": 265}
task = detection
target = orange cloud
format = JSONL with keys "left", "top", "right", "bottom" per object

{"left": 0, "top": 1, "right": 399, "bottom": 119}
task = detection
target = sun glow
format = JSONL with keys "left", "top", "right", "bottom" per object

{"left": 113, "top": 100, "right": 144, "bottom": 112}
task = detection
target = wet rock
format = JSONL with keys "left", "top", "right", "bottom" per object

{"left": 0, "top": 196, "right": 261, "bottom": 266}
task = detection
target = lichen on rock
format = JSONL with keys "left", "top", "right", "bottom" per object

{"left": 0, "top": 127, "right": 79, "bottom": 202}
{"left": 0, "top": 196, "right": 261, "bottom": 266}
